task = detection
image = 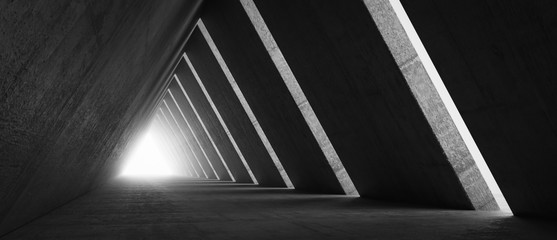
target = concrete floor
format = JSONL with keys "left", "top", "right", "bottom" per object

{"left": 2, "top": 178, "right": 556, "bottom": 240}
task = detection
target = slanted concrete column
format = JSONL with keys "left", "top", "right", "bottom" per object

{"left": 167, "top": 78, "right": 233, "bottom": 181}
{"left": 242, "top": 0, "right": 495, "bottom": 209}
{"left": 198, "top": 1, "right": 345, "bottom": 194}
{"left": 159, "top": 100, "right": 207, "bottom": 178}
{"left": 164, "top": 92, "right": 218, "bottom": 180}
{"left": 174, "top": 58, "right": 253, "bottom": 183}
{"left": 401, "top": 0, "right": 557, "bottom": 217}
{"left": 183, "top": 28, "right": 286, "bottom": 187}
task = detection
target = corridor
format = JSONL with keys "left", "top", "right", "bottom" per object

{"left": 3, "top": 0, "right": 557, "bottom": 238}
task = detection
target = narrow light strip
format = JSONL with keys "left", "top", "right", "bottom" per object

{"left": 163, "top": 99, "right": 209, "bottom": 178}
{"left": 240, "top": 0, "right": 358, "bottom": 195}
{"left": 158, "top": 108, "right": 201, "bottom": 178}
{"left": 388, "top": 0, "right": 509, "bottom": 211}
{"left": 183, "top": 52, "right": 258, "bottom": 184}
{"left": 174, "top": 74, "right": 236, "bottom": 182}
{"left": 197, "top": 19, "right": 293, "bottom": 188}
{"left": 364, "top": 0, "right": 509, "bottom": 211}
{"left": 168, "top": 89, "right": 220, "bottom": 180}
{"left": 156, "top": 112, "right": 199, "bottom": 178}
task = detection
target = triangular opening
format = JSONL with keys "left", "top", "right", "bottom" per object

{"left": 119, "top": 123, "right": 185, "bottom": 178}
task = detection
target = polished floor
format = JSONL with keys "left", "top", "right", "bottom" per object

{"left": 2, "top": 178, "right": 556, "bottom": 239}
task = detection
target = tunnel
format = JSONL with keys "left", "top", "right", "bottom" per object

{"left": 1, "top": 0, "right": 557, "bottom": 239}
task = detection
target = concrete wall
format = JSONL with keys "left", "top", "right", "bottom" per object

{"left": 0, "top": 0, "right": 203, "bottom": 235}
{"left": 401, "top": 0, "right": 557, "bottom": 217}
{"left": 200, "top": 1, "right": 345, "bottom": 194}
{"left": 185, "top": 28, "right": 286, "bottom": 187}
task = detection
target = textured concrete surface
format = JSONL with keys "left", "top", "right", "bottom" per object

{"left": 2, "top": 178, "right": 556, "bottom": 239}
{"left": 400, "top": 0, "right": 557, "bottom": 217}
{"left": 200, "top": 0, "right": 345, "bottom": 194}
{"left": 363, "top": 0, "right": 497, "bottom": 210}
{"left": 184, "top": 29, "right": 285, "bottom": 187}
{"left": 250, "top": 0, "right": 482, "bottom": 209}
{"left": 167, "top": 79, "right": 232, "bottom": 181}
{"left": 0, "top": 0, "right": 203, "bottom": 235}
{"left": 175, "top": 55, "right": 253, "bottom": 183}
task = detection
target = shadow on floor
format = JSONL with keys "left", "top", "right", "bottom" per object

{"left": 2, "top": 177, "right": 556, "bottom": 240}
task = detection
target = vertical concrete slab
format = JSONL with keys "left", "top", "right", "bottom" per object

{"left": 248, "top": 0, "right": 484, "bottom": 208}
{"left": 198, "top": 1, "right": 345, "bottom": 194}
{"left": 183, "top": 29, "right": 286, "bottom": 187}
{"left": 165, "top": 93, "right": 218, "bottom": 179}
{"left": 174, "top": 58, "right": 253, "bottom": 183}
{"left": 400, "top": 0, "right": 557, "bottom": 217}
{"left": 167, "top": 80, "right": 233, "bottom": 181}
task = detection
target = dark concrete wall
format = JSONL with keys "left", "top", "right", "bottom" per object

{"left": 164, "top": 95, "right": 217, "bottom": 179}
{"left": 167, "top": 80, "right": 233, "bottom": 181}
{"left": 0, "top": 0, "right": 203, "bottom": 235}
{"left": 200, "top": 1, "right": 344, "bottom": 194}
{"left": 249, "top": 0, "right": 475, "bottom": 208}
{"left": 174, "top": 55, "right": 252, "bottom": 183}
{"left": 401, "top": 0, "right": 557, "bottom": 217}
{"left": 184, "top": 29, "right": 285, "bottom": 187}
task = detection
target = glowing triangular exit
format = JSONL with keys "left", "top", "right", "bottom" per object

{"left": 120, "top": 123, "right": 190, "bottom": 178}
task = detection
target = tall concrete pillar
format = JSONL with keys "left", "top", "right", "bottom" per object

{"left": 174, "top": 60, "right": 253, "bottom": 183}
{"left": 198, "top": 1, "right": 345, "bottom": 194}
{"left": 401, "top": 0, "right": 557, "bottom": 217}
{"left": 236, "top": 0, "right": 494, "bottom": 209}
{"left": 183, "top": 28, "right": 286, "bottom": 187}
{"left": 164, "top": 93, "right": 218, "bottom": 179}
{"left": 167, "top": 79, "right": 233, "bottom": 181}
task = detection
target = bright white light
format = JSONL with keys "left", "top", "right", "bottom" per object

{"left": 120, "top": 127, "right": 180, "bottom": 177}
